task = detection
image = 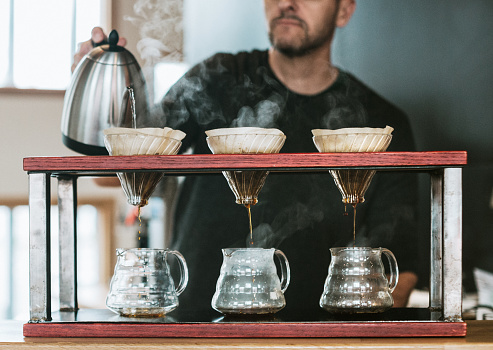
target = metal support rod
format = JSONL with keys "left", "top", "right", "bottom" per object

{"left": 28, "top": 173, "right": 52, "bottom": 322}
{"left": 430, "top": 170, "right": 443, "bottom": 316}
{"left": 58, "top": 176, "right": 78, "bottom": 312}
{"left": 442, "top": 167, "right": 463, "bottom": 321}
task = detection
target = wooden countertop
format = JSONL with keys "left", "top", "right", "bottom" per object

{"left": 2, "top": 320, "right": 493, "bottom": 349}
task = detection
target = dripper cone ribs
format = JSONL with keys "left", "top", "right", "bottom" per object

{"left": 312, "top": 126, "right": 393, "bottom": 153}
{"left": 206, "top": 127, "right": 286, "bottom": 206}
{"left": 312, "top": 126, "right": 393, "bottom": 205}
{"left": 104, "top": 127, "right": 186, "bottom": 156}
{"left": 104, "top": 127, "right": 186, "bottom": 207}
{"left": 205, "top": 127, "right": 286, "bottom": 154}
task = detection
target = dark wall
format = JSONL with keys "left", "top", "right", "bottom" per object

{"left": 333, "top": 0, "right": 493, "bottom": 163}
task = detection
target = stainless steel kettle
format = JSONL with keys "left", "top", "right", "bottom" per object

{"left": 61, "top": 30, "right": 149, "bottom": 155}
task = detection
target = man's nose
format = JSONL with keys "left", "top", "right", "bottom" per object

{"left": 277, "top": 0, "right": 297, "bottom": 11}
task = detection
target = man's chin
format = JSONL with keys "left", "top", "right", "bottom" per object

{"left": 272, "top": 43, "right": 306, "bottom": 57}
{"left": 270, "top": 36, "right": 305, "bottom": 55}
{"left": 277, "top": 49, "right": 301, "bottom": 58}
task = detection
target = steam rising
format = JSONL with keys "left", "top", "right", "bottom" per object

{"left": 250, "top": 202, "right": 324, "bottom": 248}
{"left": 125, "top": 0, "right": 184, "bottom": 66}
{"left": 232, "top": 98, "right": 283, "bottom": 128}
{"left": 320, "top": 77, "right": 369, "bottom": 129}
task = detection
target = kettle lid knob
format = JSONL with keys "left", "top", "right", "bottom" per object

{"left": 107, "top": 29, "right": 124, "bottom": 52}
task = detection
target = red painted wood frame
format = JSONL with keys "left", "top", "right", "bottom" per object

{"left": 23, "top": 151, "right": 468, "bottom": 338}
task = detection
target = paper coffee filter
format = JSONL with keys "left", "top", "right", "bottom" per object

{"left": 206, "top": 127, "right": 284, "bottom": 137}
{"left": 206, "top": 127, "right": 286, "bottom": 154}
{"left": 312, "top": 126, "right": 393, "bottom": 153}
{"left": 105, "top": 127, "right": 185, "bottom": 138}
{"left": 104, "top": 127, "right": 186, "bottom": 156}
{"left": 312, "top": 126, "right": 393, "bottom": 137}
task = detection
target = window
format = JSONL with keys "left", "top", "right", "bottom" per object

{"left": 153, "top": 61, "right": 189, "bottom": 103}
{"left": 0, "top": 0, "right": 109, "bottom": 90}
{"left": 0, "top": 202, "right": 111, "bottom": 320}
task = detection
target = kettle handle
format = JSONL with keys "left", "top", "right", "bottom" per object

{"left": 167, "top": 250, "right": 189, "bottom": 296}
{"left": 381, "top": 248, "right": 399, "bottom": 293}
{"left": 274, "top": 249, "right": 291, "bottom": 293}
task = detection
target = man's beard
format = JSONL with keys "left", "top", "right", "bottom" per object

{"left": 268, "top": 15, "right": 336, "bottom": 58}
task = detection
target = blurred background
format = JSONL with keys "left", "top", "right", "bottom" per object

{"left": 0, "top": 0, "right": 491, "bottom": 320}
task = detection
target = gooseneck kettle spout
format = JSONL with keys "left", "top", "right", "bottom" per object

{"left": 61, "top": 30, "right": 149, "bottom": 155}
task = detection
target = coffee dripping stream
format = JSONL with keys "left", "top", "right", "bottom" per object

{"left": 332, "top": 169, "right": 376, "bottom": 245}
{"left": 110, "top": 87, "right": 163, "bottom": 208}
{"left": 124, "top": 87, "right": 146, "bottom": 233}
{"left": 128, "top": 86, "right": 137, "bottom": 129}
{"left": 223, "top": 170, "right": 270, "bottom": 245}
{"left": 104, "top": 89, "right": 186, "bottom": 241}
{"left": 312, "top": 126, "right": 393, "bottom": 246}
{"left": 206, "top": 128, "right": 286, "bottom": 246}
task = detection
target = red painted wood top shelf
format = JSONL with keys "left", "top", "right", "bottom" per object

{"left": 23, "top": 151, "right": 467, "bottom": 174}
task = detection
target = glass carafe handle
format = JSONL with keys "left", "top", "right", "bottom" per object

{"left": 382, "top": 248, "right": 399, "bottom": 293}
{"left": 168, "top": 250, "right": 189, "bottom": 296}
{"left": 274, "top": 249, "right": 291, "bottom": 293}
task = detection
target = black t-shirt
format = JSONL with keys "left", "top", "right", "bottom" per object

{"left": 149, "top": 50, "right": 418, "bottom": 314}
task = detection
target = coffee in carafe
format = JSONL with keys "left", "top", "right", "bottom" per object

{"left": 212, "top": 248, "right": 290, "bottom": 315}
{"left": 320, "top": 247, "right": 399, "bottom": 313}
{"left": 106, "top": 248, "right": 189, "bottom": 317}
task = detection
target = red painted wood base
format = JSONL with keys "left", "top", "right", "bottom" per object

{"left": 24, "top": 321, "right": 466, "bottom": 338}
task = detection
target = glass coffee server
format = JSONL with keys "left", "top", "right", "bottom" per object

{"left": 23, "top": 150, "right": 467, "bottom": 337}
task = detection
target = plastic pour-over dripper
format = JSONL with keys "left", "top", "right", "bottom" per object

{"left": 104, "top": 127, "right": 186, "bottom": 207}
{"left": 206, "top": 127, "right": 286, "bottom": 206}
{"left": 312, "top": 126, "right": 393, "bottom": 206}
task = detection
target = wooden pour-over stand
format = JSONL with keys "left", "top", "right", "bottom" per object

{"left": 23, "top": 151, "right": 467, "bottom": 338}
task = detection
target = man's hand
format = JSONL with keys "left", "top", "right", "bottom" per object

{"left": 392, "top": 271, "right": 418, "bottom": 308}
{"left": 71, "top": 27, "right": 127, "bottom": 72}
